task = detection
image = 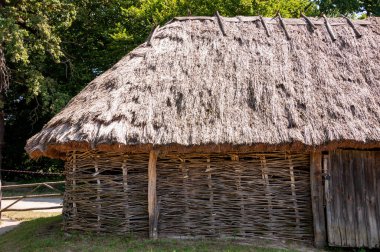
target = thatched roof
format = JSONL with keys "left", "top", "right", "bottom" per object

{"left": 26, "top": 16, "right": 380, "bottom": 159}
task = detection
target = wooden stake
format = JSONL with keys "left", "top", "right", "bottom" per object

{"left": 72, "top": 152, "right": 78, "bottom": 218}
{"left": 232, "top": 154, "right": 246, "bottom": 236}
{"left": 148, "top": 150, "right": 159, "bottom": 239}
{"left": 95, "top": 155, "right": 101, "bottom": 233}
{"left": 259, "top": 16, "right": 271, "bottom": 37}
{"left": 323, "top": 15, "right": 336, "bottom": 41}
{"left": 215, "top": 11, "right": 227, "bottom": 36}
{"left": 206, "top": 157, "right": 215, "bottom": 234}
{"left": 180, "top": 158, "right": 190, "bottom": 233}
{"left": 277, "top": 12, "right": 291, "bottom": 40}
{"left": 289, "top": 155, "right": 300, "bottom": 231}
{"left": 260, "top": 155, "right": 274, "bottom": 233}
{"left": 146, "top": 25, "right": 160, "bottom": 46}
{"left": 122, "top": 155, "right": 129, "bottom": 233}
{"left": 301, "top": 13, "right": 317, "bottom": 31}
{"left": 310, "top": 151, "right": 327, "bottom": 248}
{"left": 342, "top": 15, "right": 362, "bottom": 38}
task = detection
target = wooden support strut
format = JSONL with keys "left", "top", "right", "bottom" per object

{"left": 259, "top": 15, "right": 271, "bottom": 37}
{"left": 95, "top": 155, "right": 101, "bottom": 233}
{"left": 122, "top": 155, "right": 129, "bottom": 233}
{"left": 310, "top": 151, "right": 327, "bottom": 248}
{"left": 148, "top": 150, "right": 159, "bottom": 239}
{"left": 323, "top": 15, "right": 337, "bottom": 41}
{"left": 277, "top": 12, "right": 291, "bottom": 40}
{"left": 342, "top": 15, "right": 362, "bottom": 38}
{"left": 146, "top": 25, "right": 160, "bottom": 46}
{"left": 215, "top": 11, "right": 227, "bottom": 36}
{"left": 301, "top": 13, "right": 317, "bottom": 31}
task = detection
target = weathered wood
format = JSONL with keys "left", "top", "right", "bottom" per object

{"left": 324, "top": 154, "right": 332, "bottom": 244}
{"left": 259, "top": 15, "right": 271, "bottom": 37}
{"left": 260, "top": 155, "right": 274, "bottom": 234}
{"left": 95, "top": 155, "right": 101, "bottom": 232}
{"left": 323, "top": 15, "right": 337, "bottom": 41}
{"left": 215, "top": 11, "right": 227, "bottom": 36}
{"left": 232, "top": 154, "right": 246, "bottom": 236}
{"left": 288, "top": 155, "right": 300, "bottom": 231}
{"left": 0, "top": 184, "right": 42, "bottom": 213}
{"left": 342, "top": 15, "right": 362, "bottom": 38}
{"left": 122, "top": 156, "right": 129, "bottom": 233}
{"left": 327, "top": 150, "right": 380, "bottom": 248}
{"left": 146, "top": 25, "right": 160, "bottom": 46}
{"left": 3, "top": 193, "right": 63, "bottom": 200}
{"left": 206, "top": 157, "right": 215, "bottom": 234}
{"left": 310, "top": 151, "right": 327, "bottom": 248}
{"left": 277, "top": 12, "right": 291, "bottom": 40}
{"left": 300, "top": 13, "right": 317, "bottom": 31}
{"left": 72, "top": 152, "right": 78, "bottom": 217}
{"left": 148, "top": 150, "right": 159, "bottom": 239}
{"left": 2, "top": 181, "right": 65, "bottom": 189}
{"left": 156, "top": 151, "right": 313, "bottom": 241}
{"left": 180, "top": 158, "right": 189, "bottom": 233}
{"left": 1, "top": 206, "right": 62, "bottom": 212}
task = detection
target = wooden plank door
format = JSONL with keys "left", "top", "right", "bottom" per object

{"left": 325, "top": 150, "right": 380, "bottom": 248}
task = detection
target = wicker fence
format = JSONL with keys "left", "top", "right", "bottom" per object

{"left": 63, "top": 151, "right": 313, "bottom": 242}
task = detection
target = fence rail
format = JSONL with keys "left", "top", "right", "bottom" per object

{"left": 0, "top": 181, "right": 65, "bottom": 217}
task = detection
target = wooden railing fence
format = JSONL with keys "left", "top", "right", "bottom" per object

{"left": 0, "top": 181, "right": 64, "bottom": 219}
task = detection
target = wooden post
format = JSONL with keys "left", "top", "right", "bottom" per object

{"left": 122, "top": 155, "right": 129, "bottom": 233}
{"left": 95, "top": 155, "right": 101, "bottom": 233}
{"left": 232, "top": 154, "right": 246, "bottom": 236}
{"left": 206, "top": 157, "right": 215, "bottom": 234}
{"left": 310, "top": 151, "right": 327, "bottom": 248}
{"left": 72, "top": 152, "right": 78, "bottom": 218}
{"left": 260, "top": 155, "right": 273, "bottom": 231}
{"left": 148, "top": 150, "right": 159, "bottom": 239}
{"left": 288, "top": 155, "right": 300, "bottom": 231}
{"left": 180, "top": 158, "right": 189, "bottom": 233}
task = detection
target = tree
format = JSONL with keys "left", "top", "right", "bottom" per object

{"left": 0, "top": 0, "right": 76, "bottom": 180}
{"left": 112, "top": 0, "right": 318, "bottom": 54}
{"left": 316, "top": 0, "right": 380, "bottom": 16}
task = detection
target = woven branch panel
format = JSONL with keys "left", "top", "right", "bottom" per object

{"left": 63, "top": 151, "right": 149, "bottom": 235}
{"left": 63, "top": 151, "right": 313, "bottom": 242}
{"left": 157, "top": 152, "right": 313, "bottom": 241}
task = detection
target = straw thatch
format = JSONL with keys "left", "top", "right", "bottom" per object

{"left": 26, "top": 16, "right": 380, "bottom": 159}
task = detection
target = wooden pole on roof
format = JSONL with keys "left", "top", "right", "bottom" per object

{"left": 148, "top": 150, "right": 159, "bottom": 239}
{"left": 310, "top": 151, "right": 327, "bottom": 248}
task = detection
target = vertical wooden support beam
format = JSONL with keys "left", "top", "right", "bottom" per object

{"left": 310, "top": 151, "right": 327, "bottom": 248}
{"left": 148, "top": 150, "right": 159, "bottom": 239}
{"left": 260, "top": 155, "right": 274, "bottom": 233}
{"left": 180, "top": 158, "right": 190, "bottom": 234}
{"left": 206, "top": 157, "right": 215, "bottom": 234}
{"left": 94, "top": 155, "right": 101, "bottom": 233}
{"left": 122, "top": 155, "right": 129, "bottom": 233}
{"left": 72, "top": 152, "right": 78, "bottom": 218}
{"left": 232, "top": 154, "right": 245, "bottom": 236}
{"left": 288, "top": 155, "right": 300, "bottom": 230}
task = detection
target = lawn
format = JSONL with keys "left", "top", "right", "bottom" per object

{"left": 0, "top": 216, "right": 303, "bottom": 252}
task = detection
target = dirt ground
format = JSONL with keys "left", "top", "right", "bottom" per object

{"left": 0, "top": 197, "right": 62, "bottom": 235}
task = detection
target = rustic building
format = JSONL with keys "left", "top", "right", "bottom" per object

{"left": 26, "top": 15, "right": 380, "bottom": 248}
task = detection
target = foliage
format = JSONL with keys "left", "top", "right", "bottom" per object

{"left": 316, "top": 0, "right": 380, "bottom": 16}
{"left": 113, "top": 0, "right": 318, "bottom": 51}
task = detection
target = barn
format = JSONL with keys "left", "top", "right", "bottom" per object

{"left": 26, "top": 15, "right": 380, "bottom": 248}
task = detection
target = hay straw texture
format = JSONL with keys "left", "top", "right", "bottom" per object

{"left": 26, "top": 16, "right": 380, "bottom": 159}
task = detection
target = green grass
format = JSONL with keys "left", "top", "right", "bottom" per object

{"left": 0, "top": 216, "right": 299, "bottom": 252}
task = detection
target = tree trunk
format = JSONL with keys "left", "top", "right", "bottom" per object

{"left": 0, "top": 92, "right": 4, "bottom": 219}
